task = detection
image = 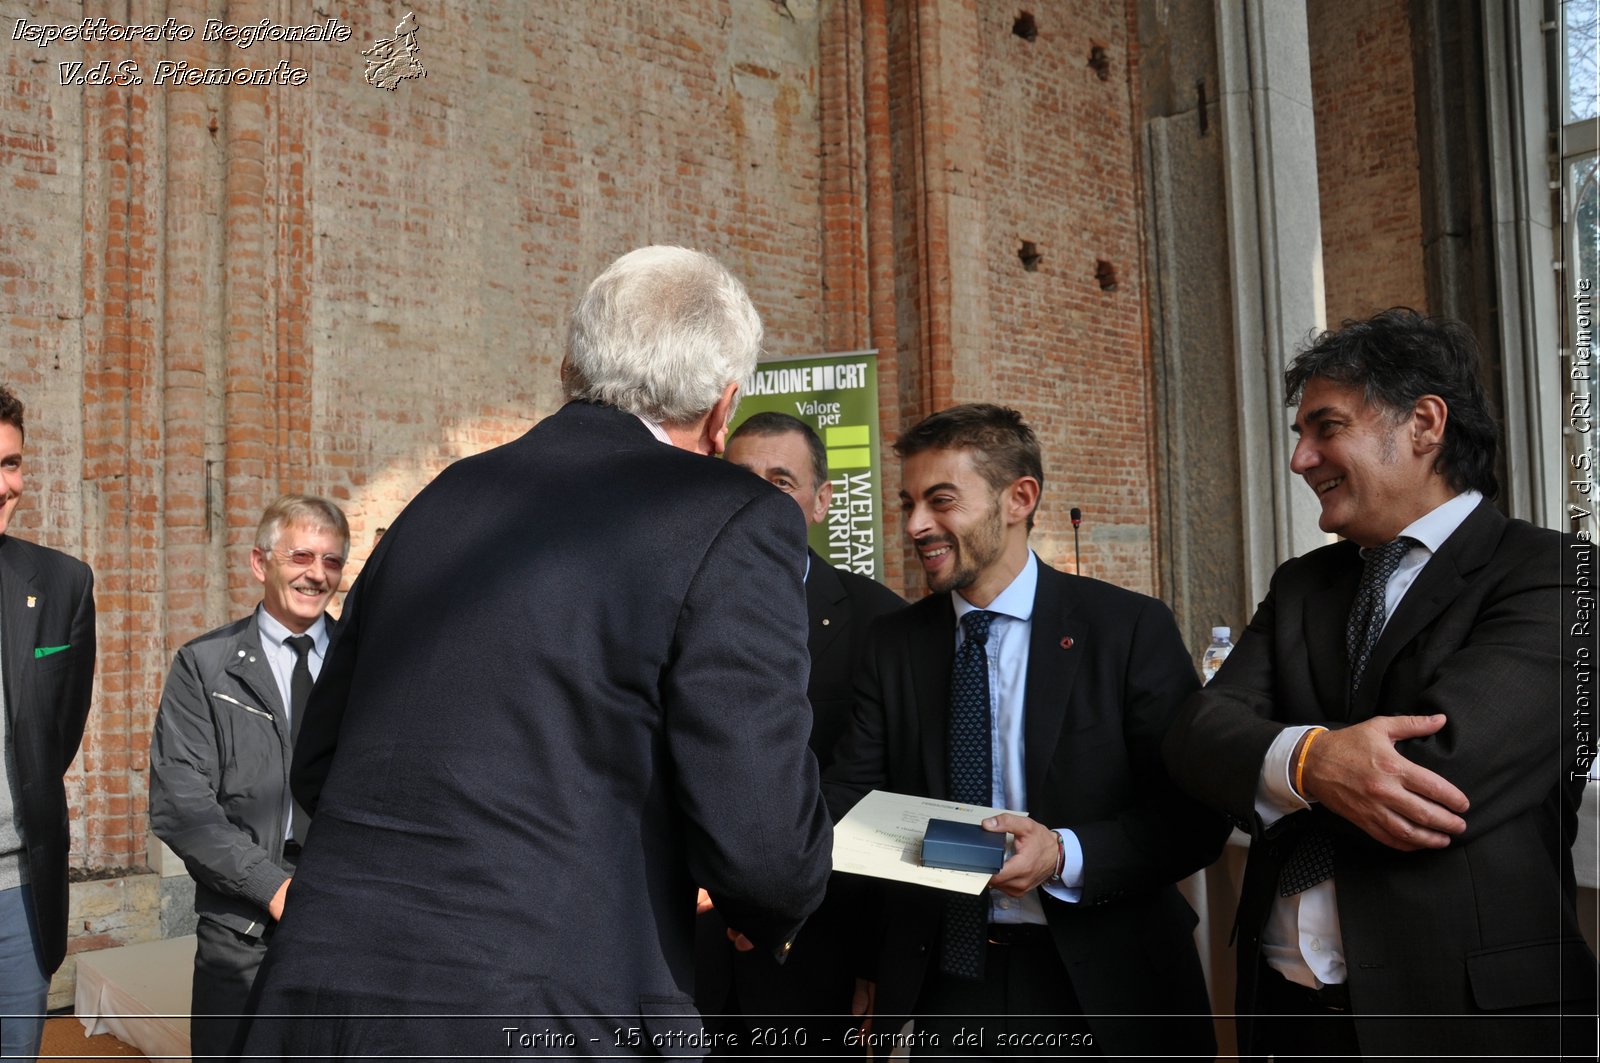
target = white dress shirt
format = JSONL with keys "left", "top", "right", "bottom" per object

{"left": 1254, "top": 490, "right": 1482, "bottom": 988}
{"left": 951, "top": 551, "right": 1085, "bottom": 923}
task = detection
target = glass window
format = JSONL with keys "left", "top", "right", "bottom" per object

{"left": 1572, "top": 155, "right": 1598, "bottom": 290}
{"left": 1568, "top": 0, "right": 1599, "bottom": 123}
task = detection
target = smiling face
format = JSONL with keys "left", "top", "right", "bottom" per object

{"left": 1290, "top": 377, "right": 1451, "bottom": 547}
{"left": 250, "top": 521, "right": 346, "bottom": 633}
{"left": 724, "top": 429, "right": 832, "bottom": 527}
{"left": 0, "top": 423, "right": 20, "bottom": 538}
{"left": 899, "top": 446, "right": 1036, "bottom": 607}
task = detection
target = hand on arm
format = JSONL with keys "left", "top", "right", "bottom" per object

{"left": 852, "top": 978, "right": 876, "bottom": 1033}
{"left": 1299, "top": 714, "right": 1469, "bottom": 850}
{"left": 268, "top": 877, "right": 290, "bottom": 921}
{"left": 983, "top": 814, "right": 1062, "bottom": 897}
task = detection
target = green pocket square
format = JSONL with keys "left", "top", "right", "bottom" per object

{"left": 34, "top": 645, "right": 69, "bottom": 659}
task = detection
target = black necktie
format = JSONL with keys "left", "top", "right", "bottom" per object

{"left": 1280, "top": 537, "right": 1417, "bottom": 896}
{"left": 939, "top": 610, "right": 995, "bottom": 980}
{"left": 286, "top": 634, "right": 314, "bottom": 844}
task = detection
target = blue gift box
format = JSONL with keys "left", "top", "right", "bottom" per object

{"left": 921, "top": 818, "right": 1005, "bottom": 873}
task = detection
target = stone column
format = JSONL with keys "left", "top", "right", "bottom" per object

{"left": 1215, "top": 0, "right": 1328, "bottom": 601}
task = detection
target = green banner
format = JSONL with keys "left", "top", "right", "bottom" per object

{"left": 732, "top": 351, "right": 886, "bottom": 580}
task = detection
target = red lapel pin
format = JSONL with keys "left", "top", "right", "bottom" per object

{"left": 1059, "top": 636, "right": 1074, "bottom": 650}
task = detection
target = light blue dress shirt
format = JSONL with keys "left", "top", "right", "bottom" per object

{"left": 951, "top": 551, "right": 1084, "bottom": 923}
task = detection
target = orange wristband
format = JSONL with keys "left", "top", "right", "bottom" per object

{"left": 1294, "top": 727, "right": 1327, "bottom": 801}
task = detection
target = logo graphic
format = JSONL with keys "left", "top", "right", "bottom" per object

{"left": 363, "top": 11, "right": 425, "bottom": 90}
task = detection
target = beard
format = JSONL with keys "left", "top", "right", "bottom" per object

{"left": 921, "top": 497, "right": 1006, "bottom": 595}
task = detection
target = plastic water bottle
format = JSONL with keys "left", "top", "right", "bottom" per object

{"left": 1201, "top": 626, "right": 1233, "bottom": 684}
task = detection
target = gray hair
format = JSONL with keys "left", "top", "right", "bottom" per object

{"left": 562, "top": 246, "right": 763, "bottom": 425}
{"left": 254, "top": 495, "right": 350, "bottom": 555}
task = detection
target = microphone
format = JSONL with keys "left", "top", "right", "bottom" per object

{"left": 1070, "top": 508, "right": 1083, "bottom": 574}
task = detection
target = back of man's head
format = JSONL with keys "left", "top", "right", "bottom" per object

{"left": 255, "top": 495, "right": 351, "bottom": 555}
{"left": 727, "top": 412, "right": 827, "bottom": 489}
{"left": 894, "top": 403, "right": 1045, "bottom": 530}
{"left": 0, "top": 384, "right": 24, "bottom": 440}
{"left": 1285, "top": 308, "right": 1500, "bottom": 499}
{"left": 562, "top": 246, "right": 763, "bottom": 426}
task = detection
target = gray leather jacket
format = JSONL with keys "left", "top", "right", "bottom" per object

{"left": 149, "top": 609, "right": 328, "bottom": 937}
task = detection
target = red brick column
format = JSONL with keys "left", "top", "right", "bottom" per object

{"left": 862, "top": 0, "right": 905, "bottom": 595}
{"left": 76, "top": 5, "right": 166, "bottom": 871}
{"left": 161, "top": 0, "right": 211, "bottom": 651}
{"left": 1308, "top": 0, "right": 1427, "bottom": 321}
{"left": 221, "top": 0, "right": 275, "bottom": 614}
{"left": 273, "top": 3, "right": 313, "bottom": 489}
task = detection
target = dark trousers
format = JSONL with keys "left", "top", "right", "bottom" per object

{"left": 911, "top": 927, "right": 1096, "bottom": 1059}
{"left": 1246, "top": 962, "right": 1360, "bottom": 1063}
{"left": 697, "top": 908, "right": 863, "bottom": 1058}
{"left": 190, "top": 916, "right": 269, "bottom": 1063}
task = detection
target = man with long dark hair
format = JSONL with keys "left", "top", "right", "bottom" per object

{"left": 1165, "top": 309, "right": 1597, "bottom": 1058}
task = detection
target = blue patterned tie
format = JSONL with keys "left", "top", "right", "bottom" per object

{"left": 1280, "top": 537, "right": 1416, "bottom": 896}
{"left": 938, "top": 610, "right": 995, "bottom": 979}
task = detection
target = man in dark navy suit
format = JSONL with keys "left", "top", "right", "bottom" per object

{"left": 0, "top": 384, "right": 96, "bottom": 1062}
{"left": 239, "top": 247, "right": 832, "bottom": 1058}
{"left": 826, "top": 404, "right": 1226, "bottom": 1057}
{"left": 697, "top": 412, "right": 903, "bottom": 1051}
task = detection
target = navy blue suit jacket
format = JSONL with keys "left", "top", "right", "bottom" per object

{"left": 825, "top": 561, "right": 1226, "bottom": 1057}
{"left": 241, "top": 402, "right": 832, "bottom": 1056}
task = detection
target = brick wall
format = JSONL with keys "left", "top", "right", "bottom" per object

{"left": 1308, "top": 0, "right": 1428, "bottom": 322}
{"left": 2, "top": 0, "right": 833, "bottom": 888}
{"left": 3, "top": 0, "right": 1182, "bottom": 983}
{"left": 976, "top": 0, "right": 1157, "bottom": 593}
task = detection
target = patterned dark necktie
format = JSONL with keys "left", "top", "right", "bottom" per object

{"left": 286, "top": 634, "right": 314, "bottom": 844}
{"left": 1345, "top": 537, "right": 1416, "bottom": 696}
{"left": 938, "top": 610, "right": 995, "bottom": 980}
{"left": 1280, "top": 537, "right": 1416, "bottom": 896}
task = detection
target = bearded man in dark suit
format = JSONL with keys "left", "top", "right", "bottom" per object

{"left": 824, "top": 403, "right": 1227, "bottom": 1058}
{"left": 238, "top": 247, "right": 832, "bottom": 1058}
{"left": 696, "top": 412, "right": 904, "bottom": 1051}
{"left": 0, "top": 384, "right": 96, "bottom": 1062}
{"left": 1163, "top": 309, "right": 1598, "bottom": 1059}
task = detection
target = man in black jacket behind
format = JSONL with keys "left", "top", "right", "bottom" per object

{"left": 148, "top": 495, "right": 348, "bottom": 1061}
{"left": 697, "top": 413, "right": 905, "bottom": 1050}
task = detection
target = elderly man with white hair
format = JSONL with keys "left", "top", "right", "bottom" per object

{"left": 239, "top": 247, "right": 832, "bottom": 1057}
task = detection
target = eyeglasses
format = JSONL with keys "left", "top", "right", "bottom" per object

{"left": 274, "top": 549, "right": 346, "bottom": 573}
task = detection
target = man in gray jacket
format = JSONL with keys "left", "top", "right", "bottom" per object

{"left": 148, "top": 495, "right": 347, "bottom": 1061}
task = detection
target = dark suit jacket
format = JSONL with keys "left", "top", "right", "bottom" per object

{"left": 1163, "top": 499, "right": 1598, "bottom": 1057}
{"left": 804, "top": 551, "right": 908, "bottom": 766}
{"left": 824, "top": 560, "right": 1227, "bottom": 1057}
{"left": 696, "top": 551, "right": 904, "bottom": 1024}
{"left": 0, "top": 533, "right": 95, "bottom": 975}
{"left": 239, "top": 402, "right": 832, "bottom": 1057}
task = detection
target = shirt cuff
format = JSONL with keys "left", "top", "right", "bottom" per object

{"left": 1040, "top": 828, "right": 1083, "bottom": 904}
{"left": 1256, "top": 724, "right": 1318, "bottom": 828}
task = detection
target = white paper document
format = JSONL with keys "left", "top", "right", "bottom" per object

{"left": 831, "top": 789, "right": 1024, "bottom": 895}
